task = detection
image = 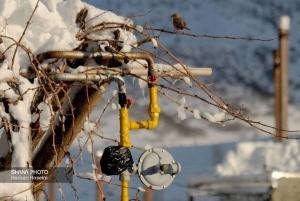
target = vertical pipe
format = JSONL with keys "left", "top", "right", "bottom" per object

{"left": 96, "top": 155, "right": 104, "bottom": 201}
{"left": 273, "top": 50, "right": 282, "bottom": 141}
{"left": 188, "top": 195, "right": 194, "bottom": 201}
{"left": 121, "top": 179, "right": 129, "bottom": 201}
{"left": 144, "top": 188, "right": 153, "bottom": 201}
{"left": 48, "top": 183, "right": 55, "bottom": 201}
{"left": 278, "top": 16, "right": 290, "bottom": 140}
{"left": 119, "top": 107, "right": 130, "bottom": 201}
{"left": 120, "top": 107, "right": 131, "bottom": 148}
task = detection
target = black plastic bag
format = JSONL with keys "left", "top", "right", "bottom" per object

{"left": 100, "top": 146, "right": 133, "bottom": 175}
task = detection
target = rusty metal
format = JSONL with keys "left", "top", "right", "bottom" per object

{"left": 37, "top": 51, "right": 154, "bottom": 74}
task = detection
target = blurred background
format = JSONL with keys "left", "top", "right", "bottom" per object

{"left": 59, "top": 0, "right": 300, "bottom": 200}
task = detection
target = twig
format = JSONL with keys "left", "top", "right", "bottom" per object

{"left": 10, "top": 0, "right": 40, "bottom": 69}
{"left": 145, "top": 27, "right": 275, "bottom": 42}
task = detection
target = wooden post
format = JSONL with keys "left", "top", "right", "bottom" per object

{"left": 273, "top": 50, "right": 281, "bottom": 141}
{"left": 48, "top": 183, "right": 55, "bottom": 201}
{"left": 274, "top": 16, "right": 290, "bottom": 141}
{"left": 188, "top": 195, "right": 194, "bottom": 201}
{"left": 144, "top": 188, "right": 153, "bottom": 201}
{"left": 96, "top": 153, "right": 105, "bottom": 201}
{"left": 33, "top": 85, "right": 107, "bottom": 193}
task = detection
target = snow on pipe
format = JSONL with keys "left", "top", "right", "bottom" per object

{"left": 21, "top": 66, "right": 212, "bottom": 80}
{"left": 51, "top": 66, "right": 212, "bottom": 82}
{"left": 37, "top": 50, "right": 155, "bottom": 75}
{"left": 37, "top": 50, "right": 159, "bottom": 94}
{"left": 37, "top": 51, "right": 213, "bottom": 77}
{"left": 52, "top": 73, "right": 126, "bottom": 92}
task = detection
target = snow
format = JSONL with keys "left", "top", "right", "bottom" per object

{"left": 203, "top": 111, "right": 226, "bottom": 123}
{"left": 137, "top": 187, "right": 146, "bottom": 192}
{"left": 151, "top": 37, "right": 158, "bottom": 48}
{"left": 0, "top": 0, "right": 138, "bottom": 200}
{"left": 37, "top": 101, "right": 52, "bottom": 131}
{"left": 111, "top": 102, "right": 117, "bottom": 110}
{"left": 0, "top": 61, "right": 14, "bottom": 81}
{"left": 82, "top": 120, "right": 97, "bottom": 154}
{"left": 0, "top": 0, "right": 137, "bottom": 73}
{"left": 0, "top": 0, "right": 300, "bottom": 200}
{"left": 183, "top": 76, "right": 192, "bottom": 87}
{"left": 76, "top": 171, "right": 97, "bottom": 181}
{"left": 144, "top": 144, "right": 152, "bottom": 150}
{"left": 54, "top": 0, "right": 300, "bottom": 199}
{"left": 280, "top": 16, "right": 290, "bottom": 31}
{"left": 76, "top": 171, "right": 112, "bottom": 183}
{"left": 216, "top": 141, "right": 300, "bottom": 176}
{"left": 86, "top": 138, "right": 93, "bottom": 154}
{"left": 97, "top": 174, "right": 112, "bottom": 183}
{"left": 112, "top": 89, "right": 118, "bottom": 96}
{"left": 192, "top": 109, "right": 201, "bottom": 119}
{"left": 95, "top": 150, "right": 103, "bottom": 157}
{"left": 0, "top": 77, "right": 38, "bottom": 200}
{"left": 137, "top": 75, "right": 147, "bottom": 89}
{"left": 176, "top": 97, "right": 187, "bottom": 120}
{"left": 135, "top": 25, "right": 143, "bottom": 33}
{"left": 0, "top": 82, "right": 19, "bottom": 102}
{"left": 83, "top": 120, "right": 97, "bottom": 134}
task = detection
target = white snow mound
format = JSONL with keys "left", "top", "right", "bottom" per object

{"left": 216, "top": 141, "right": 300, "bottom": 176}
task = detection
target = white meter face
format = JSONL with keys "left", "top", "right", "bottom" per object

{"left": 137, "top": 148, "right": 181, "bottom": 190}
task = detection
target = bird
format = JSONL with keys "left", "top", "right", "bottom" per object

{"left": 76, "top": 8, "right": 88, "bottom": 29}
{"left": 171, "top": 12, "right": 190, "bottom": 31}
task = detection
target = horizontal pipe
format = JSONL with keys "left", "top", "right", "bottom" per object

{"left": 37, "top": 51, "right": 155, "bottom": 76}
{"left": 156, "top": 67, "right": 212, "bottom": 77}
{"left": 53, "top": 73, "right": 104, "bottom": 81}
{"left": 50, "top": 67, "right": 212, "bottom": 82}
{"left": 81, "top": 66, "right": 212, "bottom": 77}
{"left": 52, "top": 74, "right": 126, "bottom": 93}
{"left": 21, "top": 65, "right": 212, "bottom": 79}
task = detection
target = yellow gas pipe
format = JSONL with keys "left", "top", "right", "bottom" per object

{"left": 120, "top": 80, "right": 160, "bottom": 201}
{"left": 35, "top": 50, "right": 159, "bottom": 201}
{"left": 119, "top": 85, "right": 160, "bottom": 201}
{"left": 129, "top": 86, "right": 160, "bottom": 129}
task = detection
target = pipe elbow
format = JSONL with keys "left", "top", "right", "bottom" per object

{"left": 147, "top": 113, "right": 160, "bottom": 129}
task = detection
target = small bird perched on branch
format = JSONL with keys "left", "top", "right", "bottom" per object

{"left": 76, "top": 7, "right": 88, "bottom": 29}
{"left": 171, "top": 12, "right": 190, "bottom": 31}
